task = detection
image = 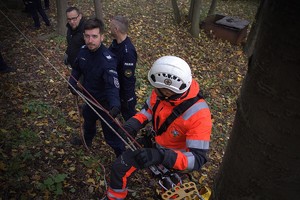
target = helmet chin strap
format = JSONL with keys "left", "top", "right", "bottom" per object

{"left": 156, "top": 88, "right": 187, "bottom": 101}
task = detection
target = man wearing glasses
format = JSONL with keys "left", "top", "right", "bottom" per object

{"left": 64, "top": 7, "right": 85, "bottom": 69}
{"left": 68, "top": 18, "right": 125, "bottom": 157}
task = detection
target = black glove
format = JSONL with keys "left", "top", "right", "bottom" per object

{"left": 137, "top": 134, "right": 153, "bottom": 148}
{"left": 118, "top": 118, "right": 142, "bottom": 141}
{"left": 64, "top": 53, "right": 69, "bottom": 65}
{"left": 109, "top": 106, "right": 120, "bottom": 118}
{"left": 134, "top": 148, "right": 164, "bottom": 169}
{"left": 118, "top": 124, "right": 136, "bottom": 143}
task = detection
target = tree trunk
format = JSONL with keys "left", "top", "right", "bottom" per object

{"left": 243, "top": 0, "right": 266, "bottom": 57}
{"left": 190, "top": 0, "right": 202, "bottom": 37}
{"left": 212, "top": 0, "right": 300, "bottom": 199}
{"left": 94, "top": 0, "right": 104, "bottom": 21}
{"left": 207, "top": 0, "right": 217, "bottom": 16}
{"left": 56, "top": 0, "right": 68, "bottom": 35}
{"left": 171, "top": 0, "right": 181, "bottom": 24}
{"left": 188, "top": 0, "right": 195, "bottom": 22}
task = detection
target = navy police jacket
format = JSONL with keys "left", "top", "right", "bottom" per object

{"left": 69, "top": 44, "right": 120, "bottom": 109}
{"left": 109, "top": 37, "right": 137, "bottom": 102}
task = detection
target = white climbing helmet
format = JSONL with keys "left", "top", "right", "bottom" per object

{"left": 148, "top": 56, "right": 192, "bottom": 94}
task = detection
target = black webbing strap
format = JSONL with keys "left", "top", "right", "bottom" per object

{"left": 155, "top": 92, "right": 203, "bottom": 136}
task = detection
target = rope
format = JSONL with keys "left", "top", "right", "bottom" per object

{"left": 74, "top": 95, "right": 90, "bottom": 151}
{"left": 0, "top": 4, "right": 199, "bottom": 199}
{"left": 0, "top": 1, "right": 139, "bottom": 150}
{"left": 0, "top": 2, "right": 139, "bottom": 195}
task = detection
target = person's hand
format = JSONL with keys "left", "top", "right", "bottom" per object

{"left": 134, "top": 148, "right": 164, "bottom": 169}
{"left": 137, "top": 134, "right": 153, "bottom": 148}
{"left": 64, "top": 53, "right": 69, "bottom": 65}
{"left": 118, "top": 124, "right": 136, "bottom": 142}
{"left": 109, "top": 106, "right": 120, "bottom": 118}
{"left": 118, "top": 118, "right": 141, "bottom": 141}
{"left": 137, "top": 126, "right": 154, "bottom": 147}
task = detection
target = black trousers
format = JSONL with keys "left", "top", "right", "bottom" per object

{"left": 82, "top": 103, "right": 126, "bottom": 157}
{"left": 0, "top": 52, "right": 8, "bottom": 70}
{"left": 44, "top": 0, "right": 49, "bottom": 9}
{"left": 109, "top": 150, "right": 139, "bottom": 189}
{"left": 27, "top": 0, "right": 50, "bottom": 27}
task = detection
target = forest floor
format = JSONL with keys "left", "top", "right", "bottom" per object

{"left": 0, "top": 0, "right": 259, "bottom": 199}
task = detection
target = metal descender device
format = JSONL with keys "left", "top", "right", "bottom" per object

{"left": 149, "top": 164, "right": 209, "bottom": 200}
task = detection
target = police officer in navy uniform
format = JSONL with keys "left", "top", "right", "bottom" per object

{"left": 64, "top": 7, "right": 85, "bottom": 69}
{"left": 109, "top": 15, "right": 137, "bottom": 121}
{"left": 68, "top": 18, "right": 125, "bottom": 157}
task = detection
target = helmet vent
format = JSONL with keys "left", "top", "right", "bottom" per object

{"left": 148, "top": 56, "right": 192, "bottom": 94}
{"left": 150, "top": 74, "right": 156, "bottom": 82}
{"left": 179, "top": 84, "right": 187, "bottom": 90}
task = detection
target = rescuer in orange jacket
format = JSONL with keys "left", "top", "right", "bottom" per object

{"left": 106, "top": 56, "right": 212, "bottom": 200}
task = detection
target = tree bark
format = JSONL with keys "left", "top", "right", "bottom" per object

{"left": 56, "top": 0, "right": 68, "bottom": 35}
{"left": 190, "top": 0, "right": 202, "bottom": 37}
{"left": 171, "top": 0, "right": 181, "bottom": 24}
{"left": 207, "top": 0, "right": 217, "bottom": 16}
{"left": 243, "top": 0, "right": 266, "bottom": 57}
{"left": 212, "top": 0, "right": 300, "bottom": 199}
{"left": 188, "top": 0, "right": 195, "bottom": 22}
{"left": 94, "top": 0, "right": 104, "bottom": 21}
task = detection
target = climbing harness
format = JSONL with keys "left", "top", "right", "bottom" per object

{"left": 153, "top": 92, "right": 203, "bottom": 136}
{"left": 0, "top": 5, "right": 211, "bottom": 198}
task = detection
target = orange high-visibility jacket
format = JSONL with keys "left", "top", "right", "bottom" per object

{"left": 134, "top": 79, "right": 212, "bottom": 171}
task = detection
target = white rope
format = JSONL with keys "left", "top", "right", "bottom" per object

{"left": 0, "top": 3, "right": 137, "bottom": 150}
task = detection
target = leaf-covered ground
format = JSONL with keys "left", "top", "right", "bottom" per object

{"left": 0, "top": 0, "right": 259, "bottom": 199}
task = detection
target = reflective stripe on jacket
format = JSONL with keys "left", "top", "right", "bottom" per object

{"left": 134, "top": 80, "right": 212, "bottom": 171}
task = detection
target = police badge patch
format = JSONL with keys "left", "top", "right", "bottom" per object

{"left": 113, "top": 77, "right": 120, "bottom": 88}
{"left": 124, "top": 69, "right": 133, "bottom": 78}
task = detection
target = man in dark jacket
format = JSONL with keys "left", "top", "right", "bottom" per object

{"left": 64, "top": 7, "right": 85, "bottom": 69}
{"left": 68, "top": 18, "right": 125, "bottom": 157}
{"left": 109, "top": 15, "right": 137, "bottom": 121}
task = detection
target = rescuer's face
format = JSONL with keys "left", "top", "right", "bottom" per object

{"left": 155, "top": 88, "right": 176, "bottom": 98}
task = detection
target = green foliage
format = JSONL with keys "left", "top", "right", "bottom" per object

{"left": 37, "top": 174, "right": 68, "bottom": 196}
{"left": 4, "top": 155, "right": 25, "bottom": 178}
{"left": 20, "top": 129, "right": 40, "bottom": 145}
{"left": 23, "top": 100, "right": 67, "bottom": 127}
{"left": 57, "top": 117, "right": 67, "bottom": 126}
{"left": 82, "top": 156, "right": 99, "bottom": 168}
{"left": 135, "top": 65, "right": 152, "bottom": 110}
{"left": 23, "top": 100, "right": 53, "bottom": 117}
{"left": 50, "top": 35, "right": 66, "bottom": 45}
